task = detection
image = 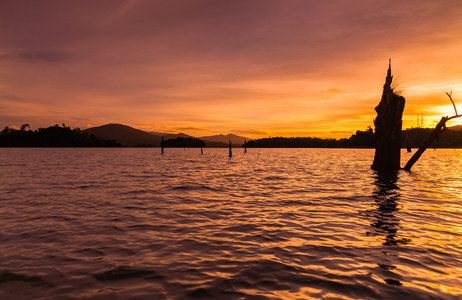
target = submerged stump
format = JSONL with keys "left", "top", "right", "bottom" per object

{"left": 371, "top": 60, "right": 405, "bottom": 172}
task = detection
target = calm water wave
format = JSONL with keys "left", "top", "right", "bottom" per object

{"left": 0, "top": 148, "right": 461, "bottom": 299}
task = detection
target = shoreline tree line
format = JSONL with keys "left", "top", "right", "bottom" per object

{"left": 0, "top": 124, "right": 121, "bottom": 147}
{"left": 1, "top": 123, "right": 462, "bottom": 148}
{"left": 245, "top": 127, "right": 462, "bottom": 148}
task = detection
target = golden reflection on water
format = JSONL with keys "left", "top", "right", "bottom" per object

{"left": 0, "top": 148, "right": 461, "bottom": 299}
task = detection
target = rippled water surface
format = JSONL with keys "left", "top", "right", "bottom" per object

{"left": 0, "top": 148, "right": 461, "bottom": 299}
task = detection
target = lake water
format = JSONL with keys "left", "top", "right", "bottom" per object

{"left": 0, "top": 148, "right": 461, "bottom": 299}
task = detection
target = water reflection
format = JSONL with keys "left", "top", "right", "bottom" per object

{"left": 1, "top": 148, "right": 460, "bottom": 298}
{"left": 366, "top": 171, "right": 413, "bottom": 287}
{"left": 368, "top": 171, "right": 411, "bottom": 246}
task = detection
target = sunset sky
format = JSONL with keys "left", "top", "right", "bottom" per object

{"left": 1, "top": 0, "right": 462, "bottom": 138}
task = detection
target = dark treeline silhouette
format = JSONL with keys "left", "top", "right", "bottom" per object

{"left": 245, "top": 136, "right": 341, "bottom": 148}
{"left": 245, "top": 127, "right": 462, "bottom": 148}
{"left": 245, "top": 127, "right": 374, "bottom": 148}
{"left": 403, "top": 127, "right": 462, "bottom": 148}
{"left": 161, "top": 137, "right": 206, "bottom": 148}
{"left": 0, "top": 124, "right": 121, "bottom": 147}
{"left": 344, "top": 127, "right": 375, "bottom": 148}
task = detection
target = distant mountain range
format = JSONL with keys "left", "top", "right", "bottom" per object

{"left": 82, "top": 124, "right": 249, "bottom": 147}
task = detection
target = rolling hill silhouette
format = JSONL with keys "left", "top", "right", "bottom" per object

{"left": 83, "top": 124, "right": 162, "bottom": 146}
{"left": 83, "top": 124, "right": 249, "bottom": 147}
{"left": 199, "top": 133, "right": 248, "bottom": 145}
{"left": 150, "top": 132, "right": 193, "bottom": 140}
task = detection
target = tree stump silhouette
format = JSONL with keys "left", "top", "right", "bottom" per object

{"left": 371, "top": 60, "right": 405, "bottom": 172}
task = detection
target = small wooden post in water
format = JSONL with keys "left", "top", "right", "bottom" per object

{"left": 229, "top": 138, "right": 232, "bottom": 158}
{"left": 201, "top": 147, "right": 203, "bottom": 155}
{"left": 244, "top": 139, "right": 247, "bottom": 153}
{"left": 405, "top": 131, "right": 412, "bottom": 153}
{"left": 161, "top": 135, "right": 164, "bottom": 154}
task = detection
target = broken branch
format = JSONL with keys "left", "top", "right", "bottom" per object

{"left": 403, "top": 92, "right": 461, "bottom": 171}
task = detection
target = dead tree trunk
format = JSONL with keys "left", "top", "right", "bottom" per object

{"left": 371, "top": 60, "right": 406, "bottom": 172}
{"left": 403, "top": 92, "right": 461, "bottom": 171}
